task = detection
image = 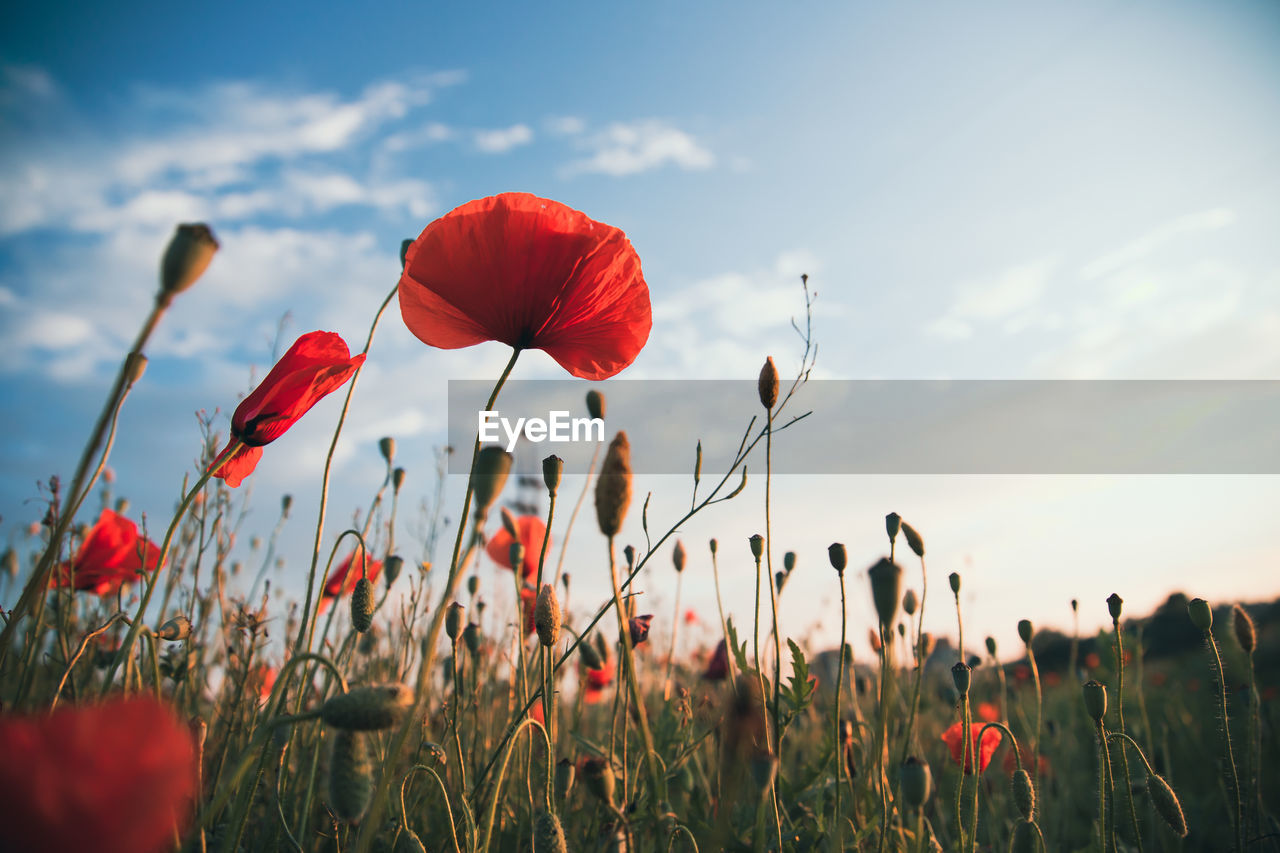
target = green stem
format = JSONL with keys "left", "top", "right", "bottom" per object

{"left": 1113, "top": 619, "right": 1141, "bottom": 849}
{"left": 1205, "top": 629, "right": 1244, "bottom": 852}
{"left": 834, "top": 569, "right": 848, "bottom": 852}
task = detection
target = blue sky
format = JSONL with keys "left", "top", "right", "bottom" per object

{"left": 2, "top": 1, "right": 1279, "bottom": 655}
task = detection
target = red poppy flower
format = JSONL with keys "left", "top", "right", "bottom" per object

{"left": 321, "top": 546, "right": 383, "bottom": 606}
{"left": 0, "top": 696, "right": 197, "bottom": 853}
{"left": 976, "top": 701, "right": 1000, "bottom": 723}
{"left": 518, "top": 585, "right": 537, "bottom": 637}
{"left": 628, "top": 614, "right": 654, "bottom": 647}
{"left": 703, "top": 640, "right": 729, "bottom": 681}
{"left": 486, "top": 515, "right": 549, "bottom": 580}
{"left": 940, "top": 720, "right": 1003, "bottom": 775}
{"left": 583, "top": 661, "right": 614, "bottom": 704}
{"left": 684, "top": 609, "right": 698, "bottom": 626}
{"left": 398, "top": 193, "right": 652, "bottom": 380}
{"left": 52, "top": 509, "right": 161, "bottom": 597}
{"left": 213, "top": 331, "right": 365, "bottom": 488}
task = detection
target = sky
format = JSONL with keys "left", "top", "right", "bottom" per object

{"left": 2, "top": 1, "right": 1279, "bottom": 660}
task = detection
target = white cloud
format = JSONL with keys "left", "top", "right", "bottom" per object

{"left": 1080, "top": 208, "right": 1236, "bottom": 281}
{"left": 924, "top": 256, "right": 1057, "bottom": 341}
{"left": 562, "top": 120, "right": 715, "bottom": 177}
{"left": 472, "top": 124, "right": 533, "bottom": 154}
{"left": 544, "top": 115, "right": 585, "bottom": 136}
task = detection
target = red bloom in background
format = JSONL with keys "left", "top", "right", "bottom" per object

{"left": 321, "top": 546, "right": 383, "bottom": 607}
{"left": 399, "top": 193, "right": 652, "bottom": 380}
{"left": 486, "top": 515, "right": 550, "bottom": 580}
{"left": 519, "top": 585, "right": 537, "bottom": 637}
{"left": 941, "top": 720, "right": 1003, "bottom": 775}
{"left": 703, "top": 640, "right": 729, "bottom": 681}
{"left": 583, "top": 659, "right": 614, "bottom": 704}
{"left": 214, "top": 331, "right": 365, "bottom": 488}
{"left": 976, "top": 701, "right": 1000, "bottom": 723}
{"left": 0, "top": 696, "right": 197, "bottom": 853}
{"left": 1002, "top": 743, "right": 1051, "bottom": 777}
{"left": 628, "top": 614, "right": 654, "bottom": 647}
{"left": 684, "top": 609, "right": 698, "bottom": 626}
{"left": 52, "top": 509, "right": 161, "bottom": 596}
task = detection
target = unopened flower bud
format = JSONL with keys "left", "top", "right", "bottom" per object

{"left": 535, "top": 584, "right": 561, "bottom": 647}
{"left": 393, "top": 467, "right": 406, "bottom": 491}
{"left": 901, "top": 521, "right": 925, "bottom": 558}
{"left": 462, "top": 623, "right": 482, "bottom": 655}
{"left": 472, "top": 447, "right": 512, "bottom": 521}
{"left": 949, "top": 572, "right": 961, "bottom": 595}
{"left": 1012, "top": 768, "right": 1035, "bottom": 819}
{"left": 901, "top": 757, "right": 932, "bottom": 808}
{"left": 509, "top": 541, "right": 525, "bottom": 573}
{"left": 383, "top": 555, "right": 403, "bottom": 588}
{"left": 579, "top": 636, "right": 603, "bottom": 670}
{"left": 378, "top": 437, "right": 395, "bottom": 464}
{"left": 776, "top": 571, "right": 787, "bottom": 594}
{"left": 758, "top": 356, "right": 779, "bottom": 409}
{"left": 157, "top": 615, "right": 191, "bottom": 642}
{"left": 985, "top": 637, "right": 997, "bottom": 658}
{"left": 580, "top": 757, "right": 615, "bottom": 806}
{"left": 886, "top": 512, "right": 902, "bottom": 545}
{"left": 828, "top": 543, "right": 847, "bottom": 574}
{"left": 595, "top": 432, "right": 631, "bottom": 538}
{"left": 868, "top": 557, "right": 903, "bottom": 628}
{"left": 1187, "top": 598, "right": 1213, "bottom": 632}
{"left": 623, "top": 544, "right": 636, "bottom": 570}
{"left": 124, "top": 352, "right": 148, "bottom": 386}
{"left": 328, "top": 729, "right": 372, "bottom": 822}
{"left": 351, "top": 578, "right": 375, "bottom": 633}
{"left": 951, "top": 661, "right": 971, "bottom": 695}
{"left": 673, "top": 540, "right": 686, "bottom": 573}
{"left": 749, "top": 534, "right": 764, "bottom": 559}
{"left": 1149, "top": 773, "right": 1188, "bottom": 837}
{"left": 1071, "top": 598, "right": 1078, "bottom": 612}
{"left": 1232, "top": 604, "right": 1256, "bottom": 654}
{"left": 281, "top": 494, "right": 293, "bottom": 517}
{"left": 467, "top": 576, "right": 479, "bottom": 597}
{"left": 542, "top": 454, "right": 563, "bottom": 496}
{"left": 321, "top": 684, "right": 413, "bottom": 731}
{"left": 903, "top": 589, "right": 918, "bottom": 616}
{"left": 783, "top": 551, "right": 796, "bottom": 573}
{"left": 445, "top": 602, "right": 465, "bottom": 642}
{"left": 1083, "top": 680, "right": 1108, "bottom": 724}
{"left": 709, "top": 538, "right": 718, "bottom": 556}
{"left": 586, "top": 389, "right": 606, "bottom": 421}
{"left": 533, "top": 809, "right": 567, "bottom": 853}
{"left": 554, "top": 758, "right": 575, "bottom": 801}
{"left": 1018, "top": 619, "right": 1033, "bottom": 646}
{"left": 1107, "top": 593, "right": 1123, "bottom": 622}
{"left": 159, "top": 223, "right": 218, "bottom": 302}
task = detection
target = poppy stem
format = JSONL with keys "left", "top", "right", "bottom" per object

{"left": 834, "top": 568, "right": 848, "bottom": 852}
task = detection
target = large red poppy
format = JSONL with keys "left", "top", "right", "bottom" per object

{"left": 398, "top": 193, "right": 651, "bottom": 380}
{"left": 214, "top": 331, "right": 365, "bottom": 488}
{"left": 0, "top": 696, "right": 197, "bottom": 853}
{"left": 940, "top": 720, "right": 1003, "bottom": 775}
{"left": 52, "top": 509, "right": 161, "bottom": 597}
{"left": 486, "top": 515, "right": 550, "bottom": 580}
{"left": 321, "top": 546, "right": 383, "bottom": 605}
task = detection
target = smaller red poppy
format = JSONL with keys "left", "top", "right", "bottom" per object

{"left": 486, "top": 515, "right": 549, "bottom": 580}
{"left": 213, "top": 331, "right": 365, "bottom": 488}
{"left": 703, "top": 640, "right": 729, "bottom": 681}
{"left": 940, "top": 720, "right": 1003, "bottom": 775}
{"left": 976, "top": 701, "right": 1000, "bottom": 723}
{"left": 583, "top": 659, "right": 614, "bottom": 704}
{"left": 684, "top": 609, "right": 698, "bottom": 626}
{"left": 52, "top": 509, "right": 161, "bottom": 597}
{"left": 628, "top": 614, "right": 654, "bottom": 647}
{"left": 321, "top": 546, "right": 383, "bottom": 606}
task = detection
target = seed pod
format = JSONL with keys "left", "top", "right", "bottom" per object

{"left": 159, "top": 223, "right": 218, "bottom": 300}
{"left": 1232, "top": 604, "right": 1256, "bottom": 654}
{"left": 951, "top": 662, "right": 972, "bottom": 696}
{"left": 901, "top": 756, "right": 932, "bottom": 808}
{"left": 445, "top": 602, "right": 465, "bottom": 642}
{"left": 393, "top": 467, "right": 406, "bottom": 491}
{"left": 594, "top": 432, "right": 632, "bottom": 537}
{"left": 1187, "top": 598, "right": 1213, "bottom": 632}
{"left": 351, "top": 578, "right": 375, "bottom": 633}
{"left": 508, "top": 541, "right": 526, "bottom": 573}
{"left": 467, "top": 575, "right": 480, "bottom": 597}
{"left": 463, "top": 623, "right": 482, "bottom": 655}
{"left": 709, "top": 538, "right": 718, "bottom": 555}
{"left": 1083, "top": 680, "right": 1107, "bottom": 724}
{"left": 471, "top": 446, "right": 512, "bottom": 521}
{"left": 775, "top": 571, "right": 787, "bottom": 594}
{"left": 828, "top": 543, "right": 847, "bottom": 574}
{"left": 885, "top": 512, "right": 902, "bottom": 545}
{"left": 124, "top": 352, "right": 148, "bottom": 386}
{"left": 1149, "top": 773, "right": 1188, "bottom": 837}
{"left": 901, "top": 521, "right": 925, "bottom": 557}
{"left": 1012, "top": 768, "right": 1035, "bottom": 819}
{"left": 542, "top": 454, "right": 563, "bottom": 496}
{"left": 321, "top": 684, "right": 413, "bottom": 731}
{"left": 902, "top": 589, "right": 918, "bottom": 616}
{"left": 693, "top": 441, "right": 702, "bottom": 486}
{"left": 157, "top": 616, "right": 191, "bottom": 642}
{"left": 868, "top": 558, "right": 903, "bottom": 629}
{"left": 281, "top": 494, "right": 293, "bottom": 517}
{"left": 533, "top": 810, "right": 567, "bottom": 853}
{"left": 329, "top": 729, "right": 373, "bottom": 822}
{"left": 554, "top": 758, "right": 575, "bottom": 801}
{"left": 383, "top": 555, "right": 403, "bottom": 588}
{"left": 395, "top": 827, "right": 427, "bottom": 853}
{"left": 1018, "top": 619, "right": 1033, "bottom": 646}
{"left": 673, "top": 540, "right": 687, "bottom": 573}
{"left": 949, "top": 572, "right": 961, "bottom": 595}
{"left": 1107, "top": 593, "right": 1123, "bottom": 622}
{"left": 748, "top": 534, "right": 764, "bottom": 560}
{"left": 758, "top": 356, "right": 779, "bottom": 409}
{"left": 623, "top": 544, "right": 636, "bottom": 570}
{"left": 579, "top": 636, "right": 603, "bottom": 670}
{"left": 783, "top": 551, "right": 796, "bottom": 573}
{"left": 586, "top": 389, "right": 606, "bottom": 421}
{"left": 1010, "top": 819, "right": 1038, "bottom": 853}
{"left": 580, "top": 757, "right": 615, "bottom": 806}
{"left": 536, "top": 584, "right": 561, "bottom": 647}
{"left": 378, "top": 437, "right": 396, "bottom": 464}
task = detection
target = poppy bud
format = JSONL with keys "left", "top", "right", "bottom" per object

{"left": 868, "top": 558, "right": 903, "bottom": 629}
{"left": 758, "top": 356, "right": 779, "bottom": 409}
{"left": 321, "top": 684, "right": 413, "bottom": 731}
{"left": 378, "top": 437, "right": 396, "bottom": 464}
{"left": 749, "top": 534, "right": 764, "bottom": 560}
{"left": 828, "top": 543, "right": 847, "bottom": 574}
{"left": 1107, "top": 593, "right": 1123, "bottom": 622}
{"left": 901, "top": 757, "right": 932, "bottom": 808}
{"left": 157, "top": 615, "right": 191, "bottom": 642}
{"left": 561, "top": 572, "right": 570, "bottom": 591}
{"left": 1012, "top": 768, "right": 1035, "bottom": 819}
{"left": 393, "top": 467, "right": 406, "bottom": 491}
{"left": 886, "top": 512, "right": 902, "bottom": 545}
{"left": 595, "top": 432, "right": 632, "bottom": 538}
{"left": 542, "top": 454, "right": 563, "bottom": 496}
{"left": 673, "top": 540, "right": 686, "bottom": 573}
{"left": 534, "top": 810, "right": 567, "bottom": 853}
{"left": 775, "top": 571, "right": 786, "bottom": 594}
{"left": 901, "top": 521, "right": 925, "bottom": 558}
{"left": 949, "top": 572, "right": 961, "bottom": 595}
{"left": 709, "top": 538, "right": 718, "bottom": 556}
{"left": 1083, "top": 680, "right": 1107, "bottom": 724}
{"left": 472, "top": 447, "right": 512, "bottom": 521}
{"left": 499, "top": 507, "right": 519, "bottom": 538}
{"left": 903, "top": 589, "right": 918, "bottom": 616}
{"left": 281, "top": 494, "right": 293, "bottom": 517}
{"left": 1232, "top": 604, "right": 1256, "bottom": 654}
{"left": 509, "top": 541, "right": 526, "bottom": 573}
{"left": 595, "top": 630, "right": 609, "bottom": 661}
{"left": 463, "top": 623, "right": 482, "bottom": 655}
{"left": 399, "top": 239, "right": 413, "bottom": 270}
{"left": 555, "top": 758, "right": 575, "bottom": 800}
{"left": 1018, "top": 620, "right": 1033, "bottom": 646}
{"left": 1187, "top": 598, "right": 1213, "bottom": 632}
{"left": 396, "top": 828, "right": 427, "bottom": 853}
{"left": 159, "top": 223, "right": 218, "bottom": 301}
{"left": 124, "top": 352, "right": 148, "bottom": 386}
{"left": 586, "top": 389, "right": 606, "bottom": 421}
{"left": 952, "top": 662, "right": 971, "bottom": 695}
{"left": 985, "top": 636, "right": 997, "bottom": 657}
{"left": 536, "top": 584, "right": 561, "bottom": 647}
{"left": 693, "top": 441, "right": 702, "bottom": 485}
{"left": 467, "top": 576, "right": 480, "bottom": 597}
{"left": 384, "top": 555, "right": 403, "bottom": 588}
{"left": 329, "top": 729, "right": 373, "bottom": 822}
{"left": 351, "top": 578, "right": 375, "bottom": 633}
{"left": 628, "top": 614, "right": 653, "bottom": 646}
{"left": 783, "top": 551, "right": 796, "bottom": 573}
{"left": 1149, "top": 773, "right": 1188, "bottom": 837}
{"left": 579, "top": 636, "right": 603, "bottom": 670}
{"left": 445, "top": 602, "right": 465, "bottom": 642}
{"left": 580, "top": 757, "right": 616, "bottom": 806}
{"left": 623, "top": 544, "right": 636, "bottom": 570}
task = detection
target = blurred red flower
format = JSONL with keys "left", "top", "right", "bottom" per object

{"left": 703, "top": 640, "right": 729, "bottom": 681}
{"left": 1002, "top": 743, "right": 1051, "bottom": 777}
{"left": 321, "top": 546, "right": 382, "bottom": 607}
{"left": 486, "top": 515, "right": 549, "bottom": 580}
{"left": 684, "top": 609, "right": 698, "bottom": 626}
{"left": 976, "top": 701, "right": 1000, "bottom": 723}
{"left": 0, "top": 696, "right": 197, "bottom": 853}
{"left": 519, "top": 585, "right": 537, "bottom": 637}
{"left": 399, "top": 193, "right": 652, "bottom": 380}
{"left": 583, "top": 657, "right": 614, "bottom": 704}
{"left": 940, "top": 720, "right": 1003, "bottom": 775}
{"left": 213, "top": 331, "right": 365, "bottom": 488}
{"left": 52, "top": 509, "right": 161, "bottom": 597}
{"left": 628, "top": 614, "right": 654, "bottom": 647}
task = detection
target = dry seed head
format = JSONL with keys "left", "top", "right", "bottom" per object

{"left": 1107, "top": 592, "right": 1123, "bottom": 622}
{"left": 542, "top": 454, "right": 563, "bottom": 496}
{"left": 902, "top": 589, "right": 918, "bottom": 616}
{"left": 533, "top": 810, "right": 568, "bottom": 853}
{"left": 471, "top": 446, "right": 512, "bottom": 521}
{"left": 159, "top": 223, "right": 218, "bottom": 300}
{"left": 535, "top": 584, "right": 561, "bottom": 647}
{"left": 378, "top": 437, "right": 395, "bottom": 464}
{"left": 351, "top": 578, "right": 375, "bottom": 633}
{"left": 328, "top": 729, "right": 373, "bottom": 822}
{"left": 758, "top": 356, "right": 779, "bottom": 409}
{"left": 157, "top": 615, "right": 191, "bottom": 642}
{"left": 1232, "top": 604, "right": 1256, "bottom": 653}
{"left": 673, "top": 539, "right": 686, "bottom": 573}
{"left": 901, "top": 757, "right": 932, "bottom": 808}
{"left": 1012, "top": 768, "right": 1036, "bottom": 820}
{"left": 748, "top": 533, "right": 764, "bottom": 559}
{"left": 1083, "top": 680, "right": 1108, "bottom": 724}
{"left": 594, "top": 432, "right": 632, "bottom": 537}
{"left": 1018, "top": 619, "right": 1033, "bottom": 646}
{"left": 321, "top": 684, "right": 413, "bottom": 731}
{"left": 951, "top": 662, "right": 972, "bottom": 695}
{"left": 885, "top": 512, "right": 902, "bottom": 545}
{"left": 868, "top": 557, "right": 903, "bottom": 628}
{"left": 445, "top": 602, "right": 465, "bottom": 642}
{"left": 1187, "top": 597, "right": 1213, "bottom": 632}
{"left": 828, "top": 542, "right": 847, "bottom": 574}
{"left": 1149, "top": 773, "right": 1188, "bottom": 837}
{"left": 901, "top": 521, "right": 925, "bottom": 558}
{"left": 586, "top": 389, "right": 606, "bottom": 420}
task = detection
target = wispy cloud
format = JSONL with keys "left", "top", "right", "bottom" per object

{"left": 472, "top": 123, "right": 533, "bottom": 154}
{"left": 925, "top": 256, "right": 1058, "bottom": 341}
{"left": 562, "top": 120, "right": 714, "bottom": 177}
{"left": 1080, "top": 208, "right": 1236, "bottom": 281}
